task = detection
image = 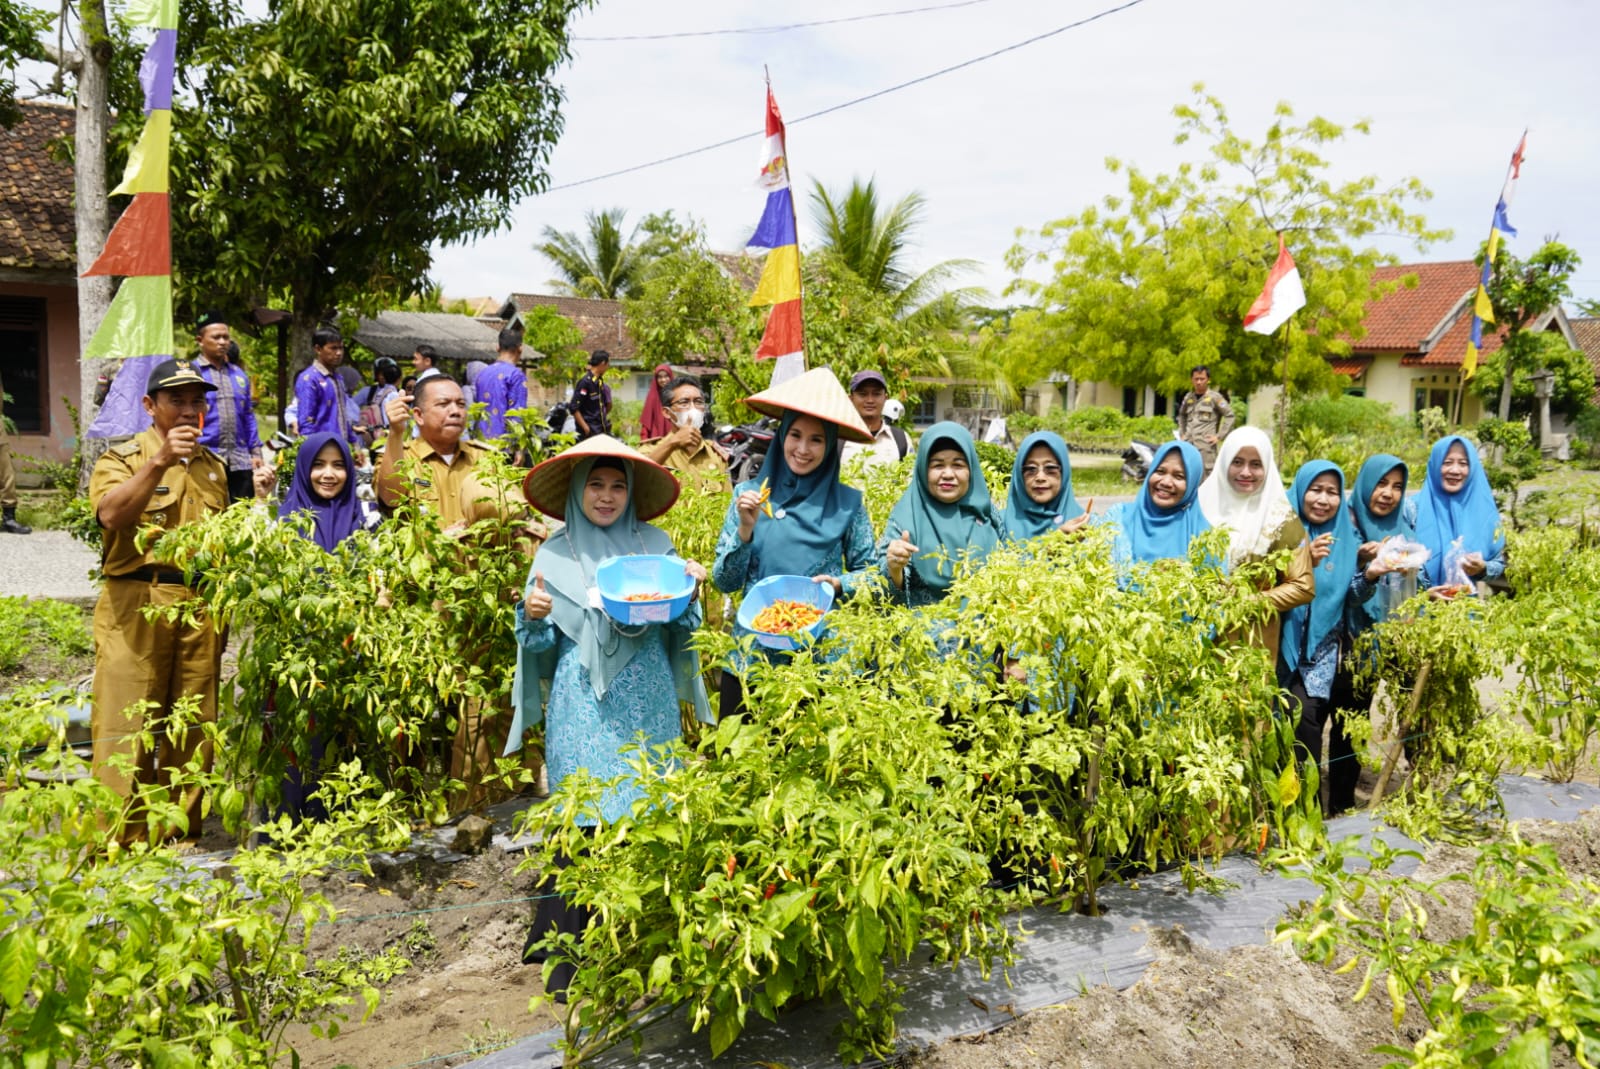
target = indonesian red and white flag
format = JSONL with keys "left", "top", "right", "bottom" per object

{"left": 1243, "top": 235, "right": 1306, "bottom": 335}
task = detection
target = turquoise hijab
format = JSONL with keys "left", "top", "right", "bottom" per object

{"left": 507, "top": 457, "right": 710, "bottom": 753}
{"left": 1108, "top": 440, "right": 1210, "bottom": 564}
{"left": 1004, "top": 431, "right": 1084, "bottom": 540}
{"left": 1349, "top": 454, "right": 1413, "bottom": 542}
{"left": 885, "top": 422, "right": 1002, "bottom": 593}
{"left": 748, "top": 410, "right": 863, "bottom": 582}
{"left": 1282, "top": 461, "right": 1360, "bottom": 675}
{"left": 1414, "top": 435, "right": 1504, "bottom": 587}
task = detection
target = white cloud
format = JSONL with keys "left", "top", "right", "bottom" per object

{"left": 428, "top": 0, "right": 1600, "bottom": 311}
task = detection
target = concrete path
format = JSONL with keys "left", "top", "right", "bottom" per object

{"left": 0, "top": 529, "right": 99, "bottom": 603}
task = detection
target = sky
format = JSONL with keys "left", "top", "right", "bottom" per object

{"left": 427, "top": 0, "right": 1600, "bottom": 317}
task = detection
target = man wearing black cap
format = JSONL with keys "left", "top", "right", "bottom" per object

{"left": 839, "top": 368, "right": 909, "bottom": 470}
{"left": 191, "top": 312, "right": 265, "bottom": 502}
{"left": 570, "top": 350, "right": 612, "bottom": 440}
{"left": 87, "top": 359, "right": 256, "bottom": 846}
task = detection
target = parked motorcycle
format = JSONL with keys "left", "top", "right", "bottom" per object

{"left": 1122, "top": 439, "right": 1156, "bottom": 483}
{"left": 715, "top": 417, "right": 778, "bottom": 485}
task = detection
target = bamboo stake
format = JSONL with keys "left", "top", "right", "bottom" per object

{"left": 1368, "top": 661, "right": 1431, "bottom": 809}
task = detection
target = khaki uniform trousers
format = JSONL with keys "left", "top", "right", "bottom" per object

{"left": 91, "top": 578, "right": 224, "bottom": 844}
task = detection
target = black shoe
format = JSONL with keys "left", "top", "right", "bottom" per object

{"left": 0, "top": 513, "right": 30, "bottom": 535}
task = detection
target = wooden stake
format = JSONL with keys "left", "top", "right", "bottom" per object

{"left": 1368, "top": 661, "right": 1430, "bottom": 809}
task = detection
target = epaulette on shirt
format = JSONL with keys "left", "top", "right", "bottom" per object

{"left": 110, "top": 439, "right": 143, "bottom": 457}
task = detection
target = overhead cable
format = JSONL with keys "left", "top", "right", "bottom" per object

{"left": 572, "top": 0, "right": 1001, "bottom": 41}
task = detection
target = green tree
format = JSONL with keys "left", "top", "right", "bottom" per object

{"left": 538, "top": 207, "right": 666, "bottom": 300}
{"left": 808, "top": 177, "right": 979, "bottom": 330}
{"left": 1006, "top": 87, "right": 1447, "bottom": 401}
{"left": 624, "top": 243, "right": 762, "bottom": 377}
{"left": 167, "top": 0, "right": 589, "bottom": 363}
{"left": 519, "top": 303, "right": 588, "bottom": 388}
{"left": 1467, "top": 241, "right": 1583, "bottom": 421}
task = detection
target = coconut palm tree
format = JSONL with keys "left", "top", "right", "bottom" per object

{"left": 808, "top": 177, "right": 980, "bottom": 330}
{"left": 537, "top": 208, "right": 658, "bottom": 300}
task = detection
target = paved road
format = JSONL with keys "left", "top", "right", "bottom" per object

{"left": 0, "top": 529, "right": 99, "bottom": 603}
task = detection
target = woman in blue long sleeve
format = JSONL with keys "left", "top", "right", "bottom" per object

{"left": 1414, "top": 434, "right": 1505, "bottom": 591}
{"left": 1281, "top": 460, "right": 1376, "bottom": 814}
{"left": 1101, "top": 440, "right": 1211, "bottom": 567}
{"left": 881, "top": 422, "right": 1003, "bottom": 606}
{"left": 509, "top": 436, "right": 711, "bottom": 999}
{"left": 1002, "top": 431, "right": 1089, "bottom": 543}
{"left": 712, "top": 369, "right": 880, "bottom": 715}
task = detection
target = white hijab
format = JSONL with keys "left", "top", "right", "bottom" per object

{"left": 1197, "top": 426, "right": 1295, "bottom": 565}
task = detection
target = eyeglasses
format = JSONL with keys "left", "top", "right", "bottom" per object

{"left": 669, "top": 398, "right": 708, "bottom": 410}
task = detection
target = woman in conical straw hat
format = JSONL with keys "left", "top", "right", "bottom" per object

{"left": 509, "top": 435, "right": 712, "bottom": 999}
{"left": 711, "top": 368, "right": 883, "bottom": 715}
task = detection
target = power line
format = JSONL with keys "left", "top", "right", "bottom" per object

{"left": 572, "top": 0, "right": 1001, "bottom": 42}
{"left": 545, "top": 0, "right": 1152, "bottom": 193}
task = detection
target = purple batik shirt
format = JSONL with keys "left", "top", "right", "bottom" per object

{"left": 294, "top": 363, "right": 357, "bottom": 445}
{"left": 194, "top": 359, "right": 261, "bottom": 471}
{"left": 473, "top": 361, "right": 528, "bottom": 439}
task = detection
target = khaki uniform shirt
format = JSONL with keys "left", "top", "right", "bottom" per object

{"left": 647, "top": 438, "right": 730, "bottom": 496}
{"left": 839, "top": 423, "right": 907, "bottom": 470}
{"left": 400, "top": 435, "right": 488, "bottom": 528}
{"left": 1176, "top": 389, "right": 1236, "bottom": 467}
{"left": 89, "top": 427, "right": 229, "bottom": 577}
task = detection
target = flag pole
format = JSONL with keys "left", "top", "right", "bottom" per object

{"left": 1278, "top": 317, "right": 1291, "bottom": 459}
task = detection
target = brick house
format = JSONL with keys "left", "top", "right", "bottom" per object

{"left": 0, "top": 102, "right": 80, "bottom": 467}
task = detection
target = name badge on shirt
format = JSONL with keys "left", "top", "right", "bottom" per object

{"left": 587, "top": 587, "right": 603, "bottom": 609}
{"left": 154, "top": 486, "right": 170, "bottom": 495}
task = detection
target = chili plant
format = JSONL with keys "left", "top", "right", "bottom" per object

{"left": 1275, "top": 830, "right": 1600, "bottom": 1067}
{"left": 0, "top": 688, "right": 411, "bottom": 1067}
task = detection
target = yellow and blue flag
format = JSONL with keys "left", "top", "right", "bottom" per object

{"left": 1464, "top": 132, "right": 1526, "bottom": 379}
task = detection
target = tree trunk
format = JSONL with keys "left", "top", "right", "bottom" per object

{"left": 1497, "top": 365, "right": 1514, "bottom": 422}
{"left": 75, "top": 0, "right": 113, "bottom": 439}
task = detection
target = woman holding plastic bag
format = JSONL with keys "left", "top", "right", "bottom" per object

{"left": 1414, "top": 435, "right": 1505, "bottom": 595}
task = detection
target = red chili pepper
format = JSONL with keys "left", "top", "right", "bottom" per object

{"left": 764, "top": 883, "right": 776, "bottom": 900}
{"left": 725, "top": 854, "right": 737, "bottom": 879}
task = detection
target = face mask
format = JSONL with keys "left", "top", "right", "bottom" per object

{"left": 676, "top": 406, "right": 703, "bottom": 429}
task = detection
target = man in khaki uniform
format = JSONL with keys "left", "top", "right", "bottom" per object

{"left": 89, "top": 359, "right": 230, "bottom": 846}
{"left": 375, "top": 374, "right": 533, "bottom": 808}
{"left": 642, "top": 375, "right": 729, "bottom": 494}
{"left": 1175, "top": 364, "right": 1236, "bottom": 476}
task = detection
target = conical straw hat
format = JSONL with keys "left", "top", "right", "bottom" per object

{"left": 521, "top": 435, "right": 682, "bottom": 521}
{"left": 742, "top": 366, "right": 873, "bottom": 443}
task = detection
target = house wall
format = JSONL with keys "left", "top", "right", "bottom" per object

{"left": 1363, "top": 354, "right": 1413, "bottom": 415}
{"left": 3, "top": 279, "right": 79, "bottom": 468}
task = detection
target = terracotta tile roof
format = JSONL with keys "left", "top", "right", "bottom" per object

{"left": 710, "top": 250, "right": 763, "bottom": 293}
{"left": 1351, "top": 261, "right": 1481, "bottom": 354}
{"left": 1570, "top": 317, "right": 1600, "bottom": 381}
{"left": 1328, "top": 356, "right": 1372, "bottom": 378}
{"left": 1412, "top": 307, "right": 1507, "bottom": 367}
{"left": 501, "top": 292, "right": 638, "bottom": 365}
{"left": 0, "top": 102, "right": 75, "bottom": 272}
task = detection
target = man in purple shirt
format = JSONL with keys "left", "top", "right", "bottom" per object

{"left": 292, "top": 327, "right": 362, "bottom": 447}
{"left": 473, "top": 328, "right": 529, "bottom": 442}
{"left": 191, "top": 311, "right": 264, "bottom": 502}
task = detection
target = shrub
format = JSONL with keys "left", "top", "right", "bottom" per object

{"left": 0, "top": 596, "right": 91, "bottom": 672}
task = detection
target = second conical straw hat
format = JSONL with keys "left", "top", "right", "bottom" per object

{"left": 742, "top": 367, "right": 873, "bottom": 443}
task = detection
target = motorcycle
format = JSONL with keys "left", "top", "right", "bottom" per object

{"left": 1121, "top": 439, "right": 1157, "bottom": 483}
{"left": 715, "top": 417, "right": 778, "bottom": 485}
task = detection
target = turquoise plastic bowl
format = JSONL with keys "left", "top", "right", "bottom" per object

{"left": 596, "top": 555, "right": 695, "bottom": 626}
{"left": 736, "top": 574, "right": 835, "bottom": 651}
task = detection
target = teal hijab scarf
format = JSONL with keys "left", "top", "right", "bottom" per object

{"left": 1281, "top": 460, "right": 1359, "bottom": 675}
{"left": 506, "top": 457, "right": 710, "bottom": 753}
{"left": 1350, "top": 454, "right": 1413, "bottom": 542}
{"left": 1004, "top": 431, "right": 1084, "bottom": 540}
{"left": 885, "top": 422, "right": 1002, "bottom": 593}
{"left": 749, "top": 410, "right": 863, "bottom": 580}
{"left": 1415, "top": 435, "right": 1504, "bottom": 587}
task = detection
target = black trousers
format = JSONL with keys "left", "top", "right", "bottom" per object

{"left": 226, "top": 468, "right": 255, "bottom": 504}
{"left": 523, "top": 828, "right": 595, "bottom": 1000}
{"left": 719, "top": 670, "right": 747, "bottom": 720}
{"left": 1284, "top": 668, "right": 1360, "bottom": 814}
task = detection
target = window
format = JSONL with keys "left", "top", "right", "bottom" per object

{"left": 911, "top": 392, "right": 937, "bottom": 426}
{"left": 0, "top": 297, "right": 47, "bottom": 434}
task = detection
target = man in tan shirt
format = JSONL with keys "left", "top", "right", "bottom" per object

{"left": 642, "top": 375, "right": 729, "bottom": 494}
{"left": 376, "top": 375, "right": 541, "bottom": 808}
{"left": 88, "top": 359, "right": 248, "bottom": 845}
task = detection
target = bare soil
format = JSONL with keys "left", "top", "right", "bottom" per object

{"left": 282, "top": 811, "right": 1600, "bottom": 1069}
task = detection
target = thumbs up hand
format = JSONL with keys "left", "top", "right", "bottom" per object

{"left": 524, "top": 572, "right": 554, "bottom": 620}
{"left": 886, "top": 529, "right": 919, "bottom": 587}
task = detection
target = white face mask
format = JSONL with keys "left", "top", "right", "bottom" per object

{"left": 675, "top": 406, "right": 703, "bottom": 429}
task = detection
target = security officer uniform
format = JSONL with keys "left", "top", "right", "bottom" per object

{"left": 89, "top": 361, "right": 229, "bottom": 845}
{"left": 1175, "top": 388, "right": 1237, "bottom": 475}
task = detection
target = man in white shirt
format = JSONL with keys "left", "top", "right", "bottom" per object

{"left": 838, "top": 369, "right": 910, "bottom": 469}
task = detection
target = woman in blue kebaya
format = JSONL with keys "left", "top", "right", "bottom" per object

{"left": 510, "top": 435, "right": 711, "bottom": 999}
{"left": 1414, "top": 435, "right": 1505, "bottom": 590}
{"left": 712, "top": 369, "right": 880, "bottom": 716}
{"left": 1102, "top": 440, "right": 1211, "bottom": 566}
{"left": 1281, "top": 460, "right": 1376, "bottom": 814}
{"left": 882, "top": 422, "right": 1004, "bottom": 606}
{"left": 1002, "top": 431, "right": 1089, "bottom": 542}
{"left": 1348, "top": 454, "right": 1418, "bottom": 628}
